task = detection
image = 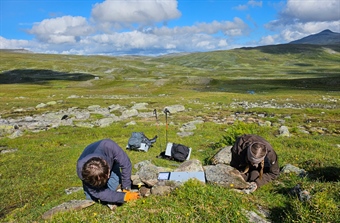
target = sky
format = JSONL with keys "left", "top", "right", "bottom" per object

{"left": 1, "top": 0, "right": 339, "bottom": 56}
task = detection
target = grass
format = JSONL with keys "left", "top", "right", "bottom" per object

{"left": 0, "top": 45, "right": 339, "bottom": 222}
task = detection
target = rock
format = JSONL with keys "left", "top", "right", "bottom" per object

{"left": 8, "top": 130, "right": 24, "bottom": 139}
{"left": 121, "top": 109, "right": 139, "bottom": 118}
{"left": 174, "top": 159, "right": 204, "bottom": 172}
{"left": 281, "top": 164, "right": 307, "bottom": 177}
{"left": 151, "top": 185, "right": 172, "bottom": 196}
{"left": 87, "top": 105, "right": 101, "bottom": 111}
{"left": 131, "top": 103, "right": 148, "bottom": 110}
{"left": 41, "top": 200, "right": 95, "bottom": 220}
{"left": 278, "top": 126, "right": 290, "bottom": 137}
{"left": 36, "top": 103, "right": 47, "bottom": 108}
{"left": 95, "top": 117, "right": 117, "bottom": 127}
{"left": 64, "top": 187, "right": 83, "bottom": 195}
{"left": 244, "top": 209, "right": 271, "bottom": 223}
{"left": 210, "top": 146, "right": 232, "bottom": 165}
{"left": 289, "top": 184, "right": 311, "bottom": 202}
{"left": 134, "top": 160, "right": 152, "bottom": 170}
{"left": 137, "top": 163, "right": 160, "bottom": 187}
{"left": 203, "top": 164, "right": 250, "bottom": 189}
{"left": 46, "top": 101, "right": 57, "bottom": 105}
{"left": 0, "top": 148, "right": 18, "bottom": 154}
{"left": 164, "top": 105, "right": 185, "bottom": 113}
{"left": 177, "top": 131, "right": 194, "bottom": 137}
{"left": 139, "top": 186, "right": 151, "bottom": 197}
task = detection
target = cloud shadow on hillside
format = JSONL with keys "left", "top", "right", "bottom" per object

{"left": 241, "top": 44, "right": 340, "bottom": 54}
{"left": 200, "top": 76, "right": 340, "bottom": 93}
{"left": 0, "top": 69, "right": 95, "bottom": 84}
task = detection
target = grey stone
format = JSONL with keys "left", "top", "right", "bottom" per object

{"left": 203, "top": 164, "right": 250, "bottom": 189}
{"left": 281, "top": 164, "right": 307, "bottom": 177}
{"left": 164, "top": 105, "right": 185, "bottom": 113}
{"left": 132, "top": 103, "right": 148, "bottom": 110}
{"left": 41, "top": 200, "right": 95, "bottom": 220}
{"left": 121, "top": 109, "right": 139, "bottom": 118}
{"left": 137, "top": 163, "right": 160, "bottom": 187}
{"left": 151, "top": 185, "right": 172, "bottom": 196}
{"left": 64, "top": 187, "right": 83, "bottom": 195}
{"left": 0, "top": 148, "right": 18, "bottom": 154}
{"left": 210, "top": 146, "right": 232, "bottom": 165}
{"left": 244, "top": 209, "right": 271, "bottom": 223}
{"left": 279, "top": 126, "right": 290, "bottom": 137}
{"left": 36, "top": 103, "right": 47, "bottom": 108}
{"left": 174, "top": 159, "right": 204, "bottom": 172}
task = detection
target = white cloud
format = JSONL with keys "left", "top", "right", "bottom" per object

{"left": 91, "top": 0, "right": 181, "bottom": 29}
{"left": 281, "top": 0, "right": 340, "bottom": 22}
{"left": 264, "top": 0, "right": 340, "bottom": 44}
{"left": 0, "top": 36, "right": 30, "bottom": 49}
{"left": 234, "top": 0, "right": 262, "bottom": 10}
{"left": 28, "top": 16, "right": 94, "bottom": 43}
{"left": 259, "top": 34, "right": 279, "bottom": 45}
{"left": 153, "top": 18, "right": 249, "bottom": 36}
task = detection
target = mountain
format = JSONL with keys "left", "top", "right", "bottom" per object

{"left": 289, "top": 29, "right": 340, "bottom": 45}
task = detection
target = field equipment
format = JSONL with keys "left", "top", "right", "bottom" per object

{"left": 158, "top": 171, "right": 205, "bottom": 183}
{"left": 126, "top": 132, "right": 157, "bottom": 152}
{"left": 153, "top": 109, "right": 162, "bottom": 153}
{"left": 160, "top": 108, "right": 192, "bottom": 161}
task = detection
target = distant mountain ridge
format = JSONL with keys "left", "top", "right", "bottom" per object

{"left": 289, "top": 29, "right": 340, "bottom": 45}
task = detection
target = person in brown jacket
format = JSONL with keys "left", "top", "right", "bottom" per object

{"left": 230, "top": 134, "right": 280, "bottom": 193}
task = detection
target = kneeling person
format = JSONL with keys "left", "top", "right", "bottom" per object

{"left": 76, "top": 139, "right": 140, "bottom": 205}
{"left": 230, "top": 134, "right": 280, "bottom": 193}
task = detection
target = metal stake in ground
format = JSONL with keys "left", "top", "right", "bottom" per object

{"left": 153, "top": 109, "right": 162, "bottom": 153}
{"left": 164, "top": 108, "right": 170, "bottom": 146}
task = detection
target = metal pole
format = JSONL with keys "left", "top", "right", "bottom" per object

{"left": 164, "top": 108, "right": 170, "bottom": 146}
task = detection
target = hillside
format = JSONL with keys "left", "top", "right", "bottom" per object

{"left": 0, "top": 46, "right": 339, "bottom": 223}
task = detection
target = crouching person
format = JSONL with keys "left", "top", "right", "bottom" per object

{"left": 230, "top": 134, "right": 280, "bottom": 193}
{"left": 76, "top": 139, "right": 140, "bottom": 208}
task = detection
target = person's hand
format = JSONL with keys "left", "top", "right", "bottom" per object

{"left": 242, "top": 182, "right": 258, "bottom": 194}
{"left": 124, "top": 191, "right": 140, "bottom": 202}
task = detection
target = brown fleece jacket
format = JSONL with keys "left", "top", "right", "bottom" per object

{"left": 230, "top": 134, "right": 280, "bottom": 187}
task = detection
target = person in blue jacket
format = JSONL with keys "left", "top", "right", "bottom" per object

{"left": 76, "top": 139, "right": 139, "bottom": 205}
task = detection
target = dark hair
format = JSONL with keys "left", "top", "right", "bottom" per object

{"left": 82, "top": 157, "right": 109, "bottom": 188}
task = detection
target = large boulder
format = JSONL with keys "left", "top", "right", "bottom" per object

{"left": 210, "top": 146, "right": 232, "bottom": 165}
{"left": 203, "top": 164, "right": 249, "bottom": 189}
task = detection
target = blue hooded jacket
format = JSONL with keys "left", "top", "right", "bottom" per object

{"left": 77, "top": 139, "right": 132, "bottom": 203}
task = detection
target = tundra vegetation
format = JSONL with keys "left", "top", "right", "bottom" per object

{"left": 0, "top": 44, "right": 339, "bottom": 223}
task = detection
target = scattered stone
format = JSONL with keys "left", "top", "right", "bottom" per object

{"left": 177, "top": 131, "right": 194, "bottom": 137}
{"left": 46, "top": 101, "right": 57, "bottom": 105}
{"left": 139, "top": 186, "right": 151, "bottom": 197}
{"left": 289, "top": 184, "right": 311, "bottom": 202}
{"left": 121, "top": 109, "right": 139, "bottom": 118}
{"left": 278, "top": 126, "right": 290, "bottom": 137}
{"left": 0, "top": 148, "right": 18, "bottom": 154}
{"left": 151, "top": 184, "right": 172, "bottom": 196}
{"left": 132, "top": 103, "right": 148, "bottom": 110}
{"left": 244, "top": 209, "right": 271, "bottom": 223}
{"left": 36, "top": 103, "right": 47, "bottom": 108}
{"left": 164, "top": 105, "right": 185, "bottom": 113}
{"left": 281, "top": 164, "right": 307, "bottom": 177}
{"left": 64, "top": 187, "right": 83, "bottom": 195}
{"left": 41, "top": 200, "right": 95, "bottom": 220}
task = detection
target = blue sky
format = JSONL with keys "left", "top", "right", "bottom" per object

{"left": 1, "top": 0, "right": 339, "bottom": 56}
